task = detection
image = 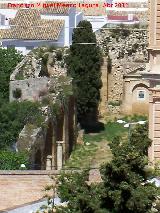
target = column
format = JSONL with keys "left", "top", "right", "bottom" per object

{"left": 46, "top": 155, "right": 52, "bottom": 170}
{"left": 56, "top": 141, "right": 64, "bottom": 170}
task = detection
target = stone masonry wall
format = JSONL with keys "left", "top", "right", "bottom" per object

{"left": 96, "top": 29, "right": 147, "bottom": 113}
{"left": 9, "top": 47, "right": 74, "bottom": 170}
{"left": 108, "top": 61, "right": 146, "bottom": 102}
{"left": 10, "top": 77, "right": 49, "bottom": 101}
{"left": 9, "top": 47, "right": 69, "bottom": 102}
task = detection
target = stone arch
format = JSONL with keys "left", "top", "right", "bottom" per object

{"left": 132, "top": 82, "right": 149, "bottom": 93}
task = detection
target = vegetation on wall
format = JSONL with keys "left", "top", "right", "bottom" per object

{"left": 0, "top": 48, "right": 23, "bottom": 102}
{"left": 66, "top": 20, "right": 103, "bottom": 126}
{"left": 108, "top": 100, "right": 122, "bottom": 106}
{"left": 110, "top": 24, "right": 131, "bottom": 39}
{"left": 0, "top": 101, "right": 44, "bottom": 150}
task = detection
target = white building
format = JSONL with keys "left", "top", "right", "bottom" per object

{"left": 0, "top": 6, "right": 83, "bottom": 55}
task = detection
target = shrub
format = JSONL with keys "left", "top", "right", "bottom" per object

{"left": 108, "top": 100, "right": 122, "bottom": 106}
{"left": 0, "top": 101, "right": 44, "bottom": 149}
{"left": 56, "top": 50, "right": 63, "bottom": 61}
{"left": 15, "top": 71, "right": 24, "bottom": 80}
{"left": 0, "top": 150, "right": 29, "bottom": 170}
{"left": 39, "top": 88, "right": 48, "bottom": 97}
{"left": 47, "top": 45, "right": 56, "bottom": 52}
{"left": 0, "top": 48, "right": 22, "bottom": 101}
{"left": 133, "top": 23, "right": 140, "bottom": 29}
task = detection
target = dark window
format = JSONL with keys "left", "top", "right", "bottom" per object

{"left": 138, "top": 90, "right": 145, "bottom": 99}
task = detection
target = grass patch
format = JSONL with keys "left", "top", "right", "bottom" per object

{"left": 64, "top": 143, "right": 98, "bottom": 169}
{"left": 84, "top": 121, "right": 127, "bottom": 143}
{"left": 65, "top": 120, "right": 128, "bottom": 169}
{"left": 65, "top": 115, "right": 148, "bottom": 169}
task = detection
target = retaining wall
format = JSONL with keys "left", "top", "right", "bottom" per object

{"left": 0, "top": 170, "right": 59, "bottom": 211}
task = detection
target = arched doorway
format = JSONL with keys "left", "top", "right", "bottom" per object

{"left": 132, "top": 83, "right": 149, "bottom": 114}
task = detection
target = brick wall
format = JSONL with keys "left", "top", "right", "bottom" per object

{"left": 0, "top": 170, "right": 59, "bottom": 211}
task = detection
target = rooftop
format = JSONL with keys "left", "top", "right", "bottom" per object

{"left": 0, "top": 9, "right": 64, "bottom": 40}
{"left": 107, "top": 15, "right": 139, "bottom": 22}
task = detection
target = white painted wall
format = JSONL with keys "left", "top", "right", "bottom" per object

{"left": 75, "top": 12, "right": 83, "bottom": 27}
{"left": 69, "top": 8, "right": 76, "bottom": 45}
{"left": 106, "top": 20, "right": 139, "bottom": 25}
{"left": 0, "top": 9, "right": 17, "bottom": 19}
{"left": 1, "top": 34, "right": 65, "bottom": 55}
{"left": 84, "top": 16, "right": 107, "bottom": 32}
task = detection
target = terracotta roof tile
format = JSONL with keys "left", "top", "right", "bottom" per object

{"left": 0, "top": 9, "right": 64, "bottom": 40}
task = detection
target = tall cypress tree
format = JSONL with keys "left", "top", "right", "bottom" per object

{"left": 66, "top": 20, "right": 103, "bottom": 127}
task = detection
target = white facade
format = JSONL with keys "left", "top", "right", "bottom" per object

{"left": 84, "top": 16, "right": 107, "bottom": 32}
{"left": 0, "top": 8, "right": 83, "bottom": 55}
{"left": 1, "top": 33, "right": 64, "bottom": 55}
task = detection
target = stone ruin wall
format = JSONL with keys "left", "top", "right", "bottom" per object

{"left": 10, "top": 77, "right": 49, "bottom": 102}
{"left": 96, "top": 29, "right": 148, "bottom": 114}
{"left": 10, "top": 48, "right": 76, "bottom": 170}
{"left": 10, "top": 48, "right": 68, "bottom": 102}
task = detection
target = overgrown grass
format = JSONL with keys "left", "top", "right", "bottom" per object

{"left": 84, "top": 121, "right": 127, "bottom": 143}
{"left": 64, "top": 143, "right": 98, "bottom": 169}
{"left": 65, "top": 114, "right": 148, "bottom": 169}
{"left": 65, "top": 120, "right": 128, "bottom": 169}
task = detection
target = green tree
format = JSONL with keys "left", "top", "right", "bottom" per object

{"left": 0, "top": 150, "right": 29, "bottom": 170}
{"left": 66, "top": 20, "right": 103, "bottom": 126}
{"left": 100, "top": 137, "right": 156, "bottom": 213}
{"left": 0, "top": 101, "right": 44, "bottom": 149}
{"left": 130, "top": 123, "right": 151, "bottom": 156}
{"left": 54, "top": 124, "right": 158, "bottom": 213}
{"left": 0, "top": 48, "right": 22, "bottom": 102}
